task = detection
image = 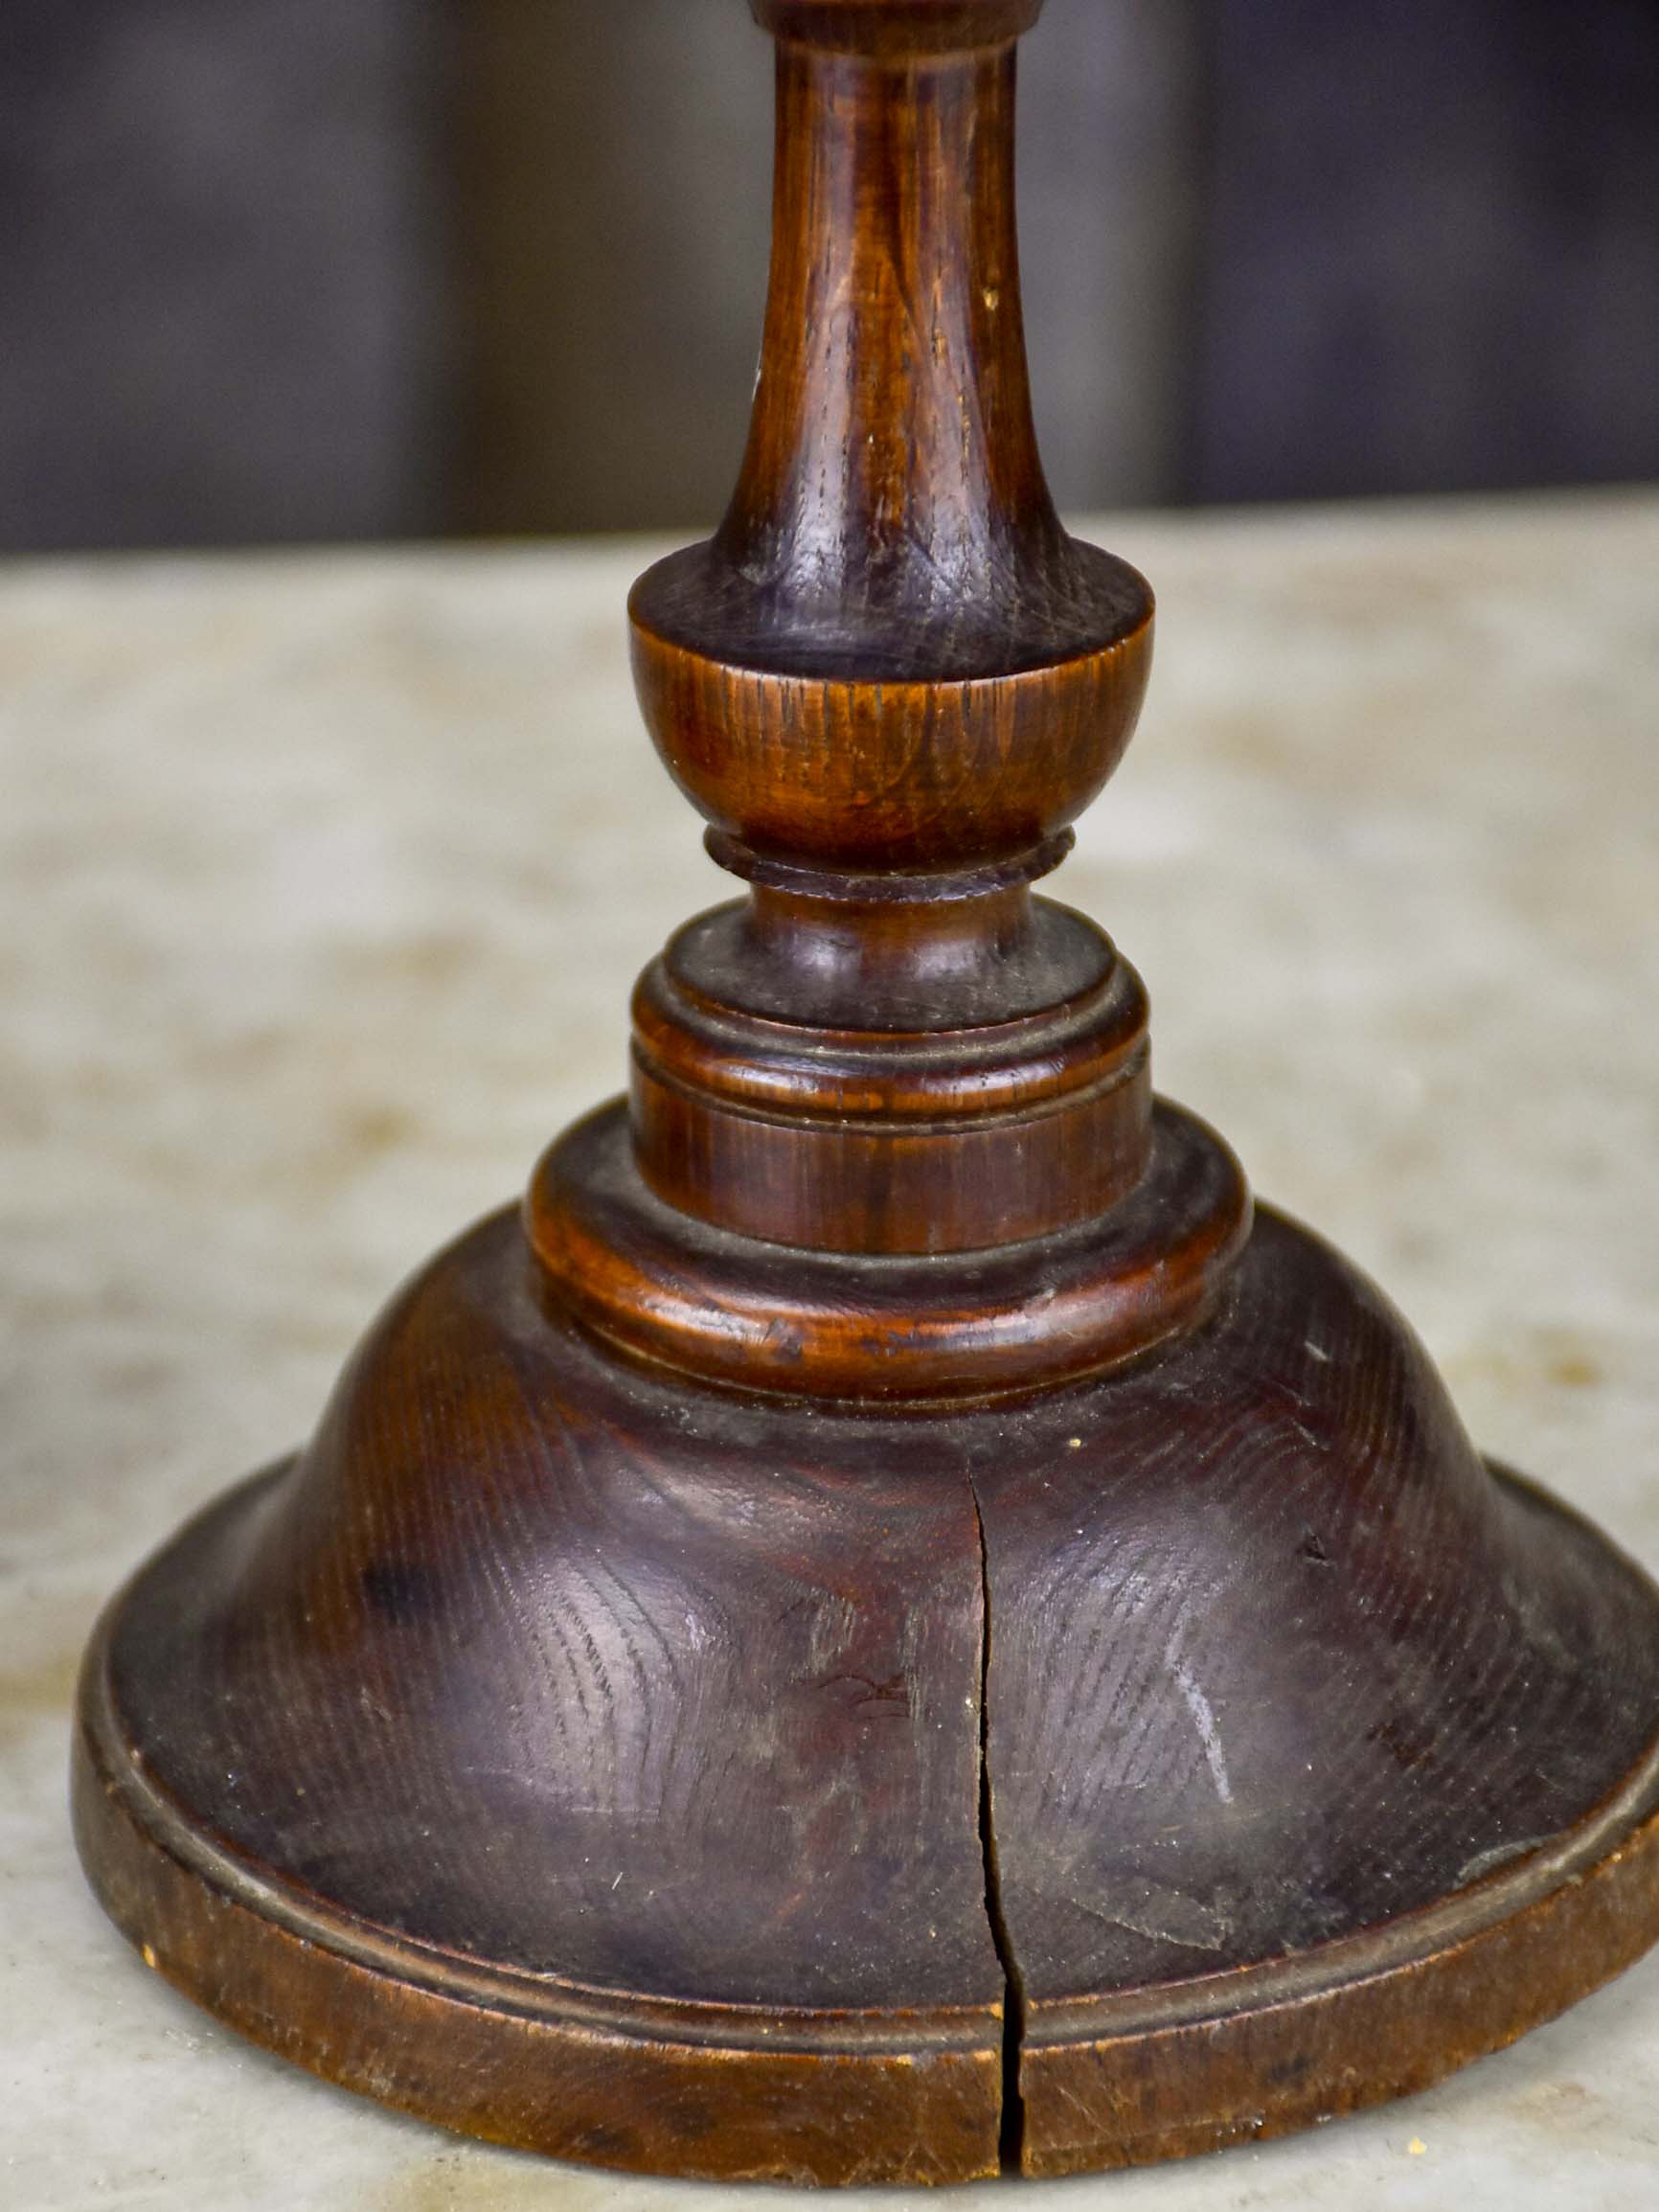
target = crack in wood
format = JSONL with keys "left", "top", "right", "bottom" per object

{"left": 970, "top": 1471, "right": 1026, "bottom": 2175}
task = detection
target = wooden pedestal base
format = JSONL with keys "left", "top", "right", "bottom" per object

{"left": 73, "top": 1144, "right": 1659, "bottom": 2182}
{"left": 72, "top": 0, "right": 1659, "bottom": 2181}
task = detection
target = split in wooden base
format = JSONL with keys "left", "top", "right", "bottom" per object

{"left": 73, "top": 1649, "right": 1659, "bottom": 2179}
{"left": 73, "top": 1169, "right": 1659, "bottom": 2181}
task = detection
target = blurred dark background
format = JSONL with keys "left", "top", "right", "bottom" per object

{"left": 3, "top": 0, "right": 1655, "bottom": 553}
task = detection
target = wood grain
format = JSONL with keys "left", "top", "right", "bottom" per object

{"left": 73, "top": 0, "right": 1659, "bottom": 2184}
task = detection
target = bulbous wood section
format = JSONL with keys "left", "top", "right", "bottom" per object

{"left": 629, "top": 36, "right": 1153, "bottom": 875}
{"left": 75, "top": 1203, "right": 1659, "bottom": 2178}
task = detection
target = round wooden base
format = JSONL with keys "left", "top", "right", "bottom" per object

{"left": 73, "top": 1618, "right": 1659, "bottom": 2178}
{"left": 71, "top": 1194, "right": 1659, "bottom": 2183}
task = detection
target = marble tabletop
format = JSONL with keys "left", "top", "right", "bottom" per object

{"left": 6, "top": 492, "right": 1658, "bottom": 2208}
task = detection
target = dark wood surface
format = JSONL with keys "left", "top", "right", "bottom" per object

{"left": 74, "top": 0, "right": 1659, "bottom": 2184}
{"left": 74, "top": 1195, "right": 1659, "bottom": 2178}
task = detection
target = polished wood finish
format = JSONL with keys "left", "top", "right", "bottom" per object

{"left": 626, "top": 21, "right": 1155, "bottom": 1256}
{"left": 625, "top": 865, "right": 1156, "bottom": 1254}
{"left": 75, "top": 0, "right": 1659, "bottom": 2186}
{"left": 530, "top": 1097, "right": 1246, "bottom": 1400}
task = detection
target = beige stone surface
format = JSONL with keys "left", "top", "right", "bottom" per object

{"left": 4, "top": 493, "right": 1658, "bottom": 2206}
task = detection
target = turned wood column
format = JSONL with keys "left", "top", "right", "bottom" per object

{"left": 622, "top": 2, "right": 1156, "bottom": 1254}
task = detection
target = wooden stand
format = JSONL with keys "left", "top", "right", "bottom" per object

{"left": 73, "top": 0, "right": 1659, "bottom": 2183}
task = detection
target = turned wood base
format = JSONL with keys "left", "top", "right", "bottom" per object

{"left": 73, "top": 1617, "right": 1659, "bottom": 2179}
{"left": 73, "top": 1160, "right": 1659, "bottom": 2183}
{"left": 69, "top": 4, "right": 1659, "bottom": 2177}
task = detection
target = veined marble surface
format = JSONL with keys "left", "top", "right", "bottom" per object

{"left": 5, "top": 493, "right": 1658, "bottom": 2208}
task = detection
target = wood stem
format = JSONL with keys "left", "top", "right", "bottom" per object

{"left": 617, "top": 8, "right": 1157, "bottom": 1254}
